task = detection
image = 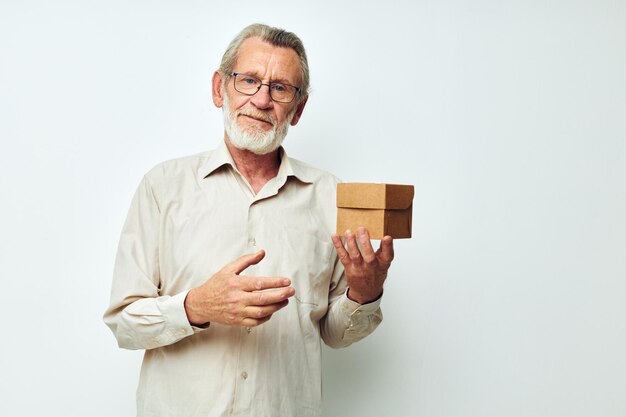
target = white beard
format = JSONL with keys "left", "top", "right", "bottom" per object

{"left": 222, "top": 94, "right": 296, "bottom": 155}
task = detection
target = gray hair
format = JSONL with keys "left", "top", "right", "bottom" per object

{"left": 219, "top": 23, "right": 310, "bottom": 97}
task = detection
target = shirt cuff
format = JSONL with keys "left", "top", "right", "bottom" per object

{"left": 340, "top": 291, "right": 382, "bottom": 317}
{"left": 157, "top": 289, "right": 209, "bottom": 337}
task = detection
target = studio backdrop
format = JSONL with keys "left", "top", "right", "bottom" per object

{"left": 1, "top": 1, "right": 625, "bottom": 416}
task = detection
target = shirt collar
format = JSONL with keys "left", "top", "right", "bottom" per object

{"left": 198, "top": 141, "right": 236, "bottom": 179}
{"left": 199, "top": 140, "right": 314, "bottom": 184}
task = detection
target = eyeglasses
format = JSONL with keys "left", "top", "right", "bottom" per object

{"left": 229, "top": 72, "right": 302, "bottom": 103}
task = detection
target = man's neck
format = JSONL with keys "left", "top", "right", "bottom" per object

{"left": 224, "top": 137, "right": 281, "bottom": 194}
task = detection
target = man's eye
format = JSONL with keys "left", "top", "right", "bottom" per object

{"left": 271, "top": 83, "right": 287, "bottom": 92}
{"left": 242, "top": 77, "right": 258, "bottom": 85}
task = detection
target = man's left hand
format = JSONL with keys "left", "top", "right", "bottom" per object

{"left": 331, "top": 227, "right": 394, "bottom": 304}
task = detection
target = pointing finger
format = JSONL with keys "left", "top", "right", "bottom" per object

{"left": 240, "top": 276, "right": 293, "bottom": 292}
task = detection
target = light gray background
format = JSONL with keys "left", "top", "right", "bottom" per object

{"left": 1, "top": 0, "right": 625, "bottom": 416}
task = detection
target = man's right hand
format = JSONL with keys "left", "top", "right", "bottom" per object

{"left": 183, "top": 250, "right": 294, "bottom": 327}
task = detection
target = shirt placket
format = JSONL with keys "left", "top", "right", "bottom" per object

{"left": 232, "top": 197, "right": 262, "bottom": 414}
{"left": 231, "top": 171, "right": 287, "bottom": 415}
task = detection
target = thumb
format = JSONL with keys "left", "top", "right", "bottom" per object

{"left": 225, "top": 250, "right": 266, "bottom": 275}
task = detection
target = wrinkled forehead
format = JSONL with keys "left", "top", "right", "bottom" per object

{"left": 232, "top": 37, "right": 302, "bottom": 85}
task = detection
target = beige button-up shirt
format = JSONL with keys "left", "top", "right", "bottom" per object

{"left": 104, "top": 143, "right": 383, "bottom": 417}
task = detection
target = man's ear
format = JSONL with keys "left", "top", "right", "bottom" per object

{"left": 290, "top": 95, "right": 308, "bottom": 126}
{"left": 212, "top": 71, "right": 224, "bottom": 108}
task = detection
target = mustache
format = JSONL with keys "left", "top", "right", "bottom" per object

{"left": 236, "top": 108, "right": 275, "bottom": 125}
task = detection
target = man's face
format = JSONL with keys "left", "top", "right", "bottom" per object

{"left": 221, "top": 92, "right": 296, "bottom": 155}
{"left": 213, "top": 37, "right": 307, "bottom": 154}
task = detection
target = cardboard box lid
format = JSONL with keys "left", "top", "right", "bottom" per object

{"left": 337, "top": 183, "right": 414, "bottom": 210}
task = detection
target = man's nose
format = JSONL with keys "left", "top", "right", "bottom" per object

{"left": 250, "top": 84, "right": 273, "bottom": 109}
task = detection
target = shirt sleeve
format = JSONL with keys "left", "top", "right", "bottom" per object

{"left": 319, "top": 255, "right": 383, "bottom": 349}
{"left": 103, "top": 174, "right": 204, "bottom": 350}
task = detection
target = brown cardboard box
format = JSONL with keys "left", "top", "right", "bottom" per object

{"left": 336, "top": 183, "right": 414, "bottom": 239}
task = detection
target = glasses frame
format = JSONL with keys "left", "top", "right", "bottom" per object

{"left": 229, "top": 72, "right": 302, "bottom": 104}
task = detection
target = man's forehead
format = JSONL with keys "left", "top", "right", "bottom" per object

{"left": 233, "top": 37, "right": 301, "bottom": 83}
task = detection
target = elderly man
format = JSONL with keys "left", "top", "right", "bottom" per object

{"left": 104, "top": 23, "right": 395, "bottom": 417}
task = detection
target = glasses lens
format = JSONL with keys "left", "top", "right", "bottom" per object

{"left": 269, "top": 83, "right": 296, "bottom": 103}
{"left": 234, "top": 74, "right": 261, "bottom": 94}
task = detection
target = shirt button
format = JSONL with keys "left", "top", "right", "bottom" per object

{"left": 248, "top": 238, "right": 256, "bottom": 246}
{"left": 246, "top": 327, "right": 251, "bottom": 334}
{"left": 241, "top": 371, "right": 248, "bottom": 380}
